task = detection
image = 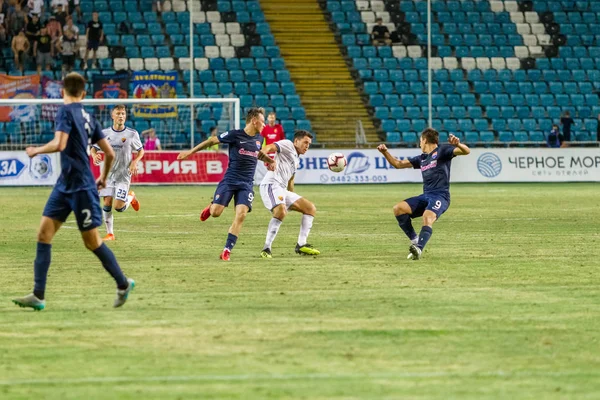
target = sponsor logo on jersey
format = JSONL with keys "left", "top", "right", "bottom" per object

{"left": 239, "top": 148, "right": 259, "bottom": 158}
{"left": 421, "top": 160, "right": 438, "bottom": 171}
{"left": 432, "top": 152, "right": 438, "bottom": 159}
{"left": 256, "top": 141, "right": 262, "bottom": 149}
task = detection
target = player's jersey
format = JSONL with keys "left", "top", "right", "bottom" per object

{"left": 55, "top": 103, "right": 104, "bottom": 193}
{"left": 218, "top": 129, "right": 262, "bottom": 186}
{"left": 94, "top": 126, "right": 143, "bottom": 183}
{"left": 261, "top": 124, "right": 285, "bottom": 146}
{"left": 260, "top": 140, "right": 299, "bottom": 188}
{"left": 408, "top": 144, "right": 456, "bottom": 199}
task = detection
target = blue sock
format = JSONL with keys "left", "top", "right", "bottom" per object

{"left": 225, "top": 233, "right": 238, "bottom": 250}
{"left": 92, "top": 243, "right": 128, "bottom": 289}
{"left": 395, "top": 214, "right": 417, "bottom": 241}
{"left": 418, "top": 226, "right": 433, "bottom": 250}
{"left": 33, "top": 242, "right": 52, "bottom": 300}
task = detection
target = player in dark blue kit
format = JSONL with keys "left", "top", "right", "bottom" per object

{"left": 378, "top": 128, "right": 470, "bottom": 260}
{"left": 178, "top": 107, "right": 275, "bottom": 261}
{"left": 12, "top": 73, "right": 135, "bottom": 310}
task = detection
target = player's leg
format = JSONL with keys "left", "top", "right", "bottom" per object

{"left": 101, "top": 192, "right": 115, "bottom": 240}
{"left": 113, "top": 183, "right": 138, "bottom": 213}
{"left": 289, "top": 195, "right": 320, "bottom": 256}
{"left": 259, "top": 184, "right": 287, "bottom": 258}
{"left": 394, "top": 198, "right": 423, "bottom": 245}
{"left": 220, "top": 189, "right": 253, "bottom": 261}
{"left": 202, "top": 181, "right": 233, "bottom": 220}
{"left": 13, "top": 189, "right": 71, "bottom": 310}
{"left": 409, "top": 196, "right": 449, "bottom": 260}
{"left": 75, "top": 190, "right": 135, "bottom": 307}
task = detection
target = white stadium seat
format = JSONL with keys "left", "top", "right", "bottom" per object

{"left": 375, "top": 11, "right": 390, "bottom": 22}
{"left": 220, "top": 46, "right": 235, "bottom": 58}
{"left": 211, "top": 22, "right": 226, "bottom": 35}
{"left": 443, "top": 57, "right": 458, "bottom": 69}
{"left": 489, "top": 1, "right": 504, "bottom": 12}
{"left": 430, "top": 57, "right": 443, "bottom": 70}
{"left": 515, "top": 46, "right": 529, "bottom": 58}
{"left": 361, "top": 11, "right": 375, "bottom": 23}
{"left": 504, "top": 1, "right": 519, "bottom": 12}
{"left": 226, "top": 22, "right": 240, "bottom": 34}
{"left": 144, "top": 58, "right": 159, "bottom": 70}
{"left": 476, "top": 57, "right": 491, "bottom": 70}
{"left": 206, "top": 11, "right": 221, "bottom": 23}
{"left": 194, "top": 57, "right": 209, "bottom": 70}
{"left": 491, "top": 57, "right": 506, "bottom": 70}
{"left": 230, "top": 34, "right": 245, "bottom": 47}
{"left": 516, "top": 23, "right": 531, "bottom": 35}
{"left": 192, "top": 11, "right": 206, "bottom": 23}
{"left": 510, "top": 12, "right": 524, "bottom": 23}
{"left": 215, "top": 34, "right": 230, "bottom": 46}
{"left": 159, "top": 58, "right": 174, "bottom": 70}
{"left": 506, "top": 57, "right": 521, "bottom": 70}
{"left": 204, "top": 46, "right": 220, "bottom": 58}
{"left": 461, "top": 57, "right": 476, "bottom": 70}
{"left": 529, "top": 46, "right": 543, "bottom": 57}
{"left": 356, "top": 0, "right": 369, "bottom": 11}
{"left": 530, "top": 23, "right": 545, "bottom": 34}
{"left": 370, "top": 0, "right": 385, "bottom": 12}
{"left": 392, "top": 45, "right": 406, "bottom": 58}
{"left": 523, "top": 34, "right": 538, "bottom": 46}
{"left": 129, "top": 58, "right": 144, "bottom": 71}
{"left": 525, "top": 12, "right": 539, "bottom": 23}
{"left": 114, "top": 58, "right": 128, "bottom": 70}
{"left": 407, "top": 45, "right": 422, "bottom": 57}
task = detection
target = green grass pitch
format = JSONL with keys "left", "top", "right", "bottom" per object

{"left": 1, "top": 183, "right": 599, "bottom": 399}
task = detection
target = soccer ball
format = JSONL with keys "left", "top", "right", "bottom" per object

{"left": 327, "top": 152, "right": 347, "bottom": 173}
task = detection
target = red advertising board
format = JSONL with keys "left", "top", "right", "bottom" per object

{"left": 90, "top": 151, "right": 229, "bottom": 184}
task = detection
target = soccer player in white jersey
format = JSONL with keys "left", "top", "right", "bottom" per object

{"left": 258, "top": 130, "right": 320, "bottom": 258}
{"left": 90, "top": 105, "right": 144, "bottom": 241}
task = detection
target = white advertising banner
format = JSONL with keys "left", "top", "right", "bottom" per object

{"left": 0, "top": 151, "right": 60, "bottom": 186}
{"left": 294, "top": 148, "right": 600, "bottom": 184}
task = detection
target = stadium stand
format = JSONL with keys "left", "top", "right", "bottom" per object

{"left": 0, "top": 0, "right": 310, "bottom": 148}
{"left": 323, "top": 0, "right": 600, "bottom": 146}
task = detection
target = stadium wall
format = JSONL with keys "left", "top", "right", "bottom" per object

{"left": 1, "top": 149, "right": 599, "bottom": 186}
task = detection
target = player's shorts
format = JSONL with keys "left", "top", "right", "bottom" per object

{"left": 259, "top": 183, "right": 302, "bottom": 211}
{"left": 43, "top": 188, "right": 102, "bottom": 231}
{"left": 404, "top": 192, "right": 450, "bottom": 220}
{"left": 99, "top": 180, "right": 130, "bottom": 202}
{"left": 213, "top": 181, "right": 254, "bottom": 211}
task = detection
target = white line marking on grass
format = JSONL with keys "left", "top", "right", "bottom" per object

{"left": 0, "top": 370, "right": 595, "bottom": 386}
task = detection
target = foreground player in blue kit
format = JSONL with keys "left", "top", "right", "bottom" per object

{"left": 12, "top": 73, "right": 135, "bottom": 311}
{"left": 378, "top": 129, "right": 470, "bottom": 260}
{"left": 177, "top": 107, "right": 275, "bottom": 261}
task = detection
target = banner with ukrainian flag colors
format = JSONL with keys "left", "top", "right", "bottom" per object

{"left": 131, "top": 71, "right": 178, "bottom": 119}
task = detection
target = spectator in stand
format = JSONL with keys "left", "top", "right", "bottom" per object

{"left": 142, "top": 128, "right": 162, "bottom": 151}
{"left": 26, "top": 0, "right": 43, "bottom": 17}
{"left": 206, "top": 126, "right": 219, "bottom": 150}
{"left": 547, "top": 124, "right": 564, "bottom": 148}
{"left": 53, "top": 3, "right": 67, "bottom": 25}
{"left": 371, "top": 17, "right": 391, "bottom": 46}
{"left": 67, "top": 0, "right": 81, "bottom": 19}
{"left": 24, "top": 12, "right": 41, "bottom": 53}
{"left": 34, "top": 25, "right": 53, "bottom": 73}
{"left": 83, "top": 11, "right": 103, "bottom": 69}
{"left": 8, "top": 2, "right": 27, "bottom": 36}
{"left": 50, "top": 0, "right": 68, "bottom": 14}
{"left": 63, "top": 15, "right": 78, "bottom": 39}
{"left": 46, "top": 15, "right": 62, "bottom": 45}
{"left": 261, "top": 111, "right": 285, "bottom": 146}
{"left": 0, "top": 0, "right": 7, "bottom": 34}
{"left": 0, "top": 20, "right": 6, "bottom": 45}
{"left": 560, "top": 110, "right": 574, "bottom": 146}
{"left": 11, "top": 29, "right": 30, "bottom": 72}
{"left": 56, "top": 28, "right": 76, "bottom": 75}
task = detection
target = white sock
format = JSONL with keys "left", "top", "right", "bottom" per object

{"left": 298, "top": 214, "right": 314, "bottom": 246}
{"left": 411, "top": 237, "right": 419, "bottom": 245}
{"left": 103, "top": 210, "right": 114, "bottom": 234}
{"left": 123, "top": 195, "right": 133, "bottom": 211}
{"left": 264, "top": 218, "right": 282, "bottom": 249}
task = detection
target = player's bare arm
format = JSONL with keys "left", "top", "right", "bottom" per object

{"left": 90, "top": 146, "right": 103, "bottom": 165}
{"left": 258, "top": 144, "right": 276, "bottom": 170}
{"left": 25, "top": 131, "right": 69, "bottom": 157}
{"left": 177, "top": 136, "right": 220, "bottom": 159}
{"left": 95, "top": 138, "right": 115, "bottom": 189}
{"left": 129, "top": 148, "right": 145, "bottom": 176}
{"left": 449, "top": 134, "right": 470, "bottom": 156}
{"left": 377, "top": 144, "right": 413, "bottom": 169}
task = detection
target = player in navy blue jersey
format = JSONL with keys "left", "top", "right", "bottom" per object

{"left": 378, "top": 129, "right": 470, "bottom": 260}
{"left": 12, "top": 73, "right": 135, "bottom": 311}
{"left": 178, "top": 107, "right": 274, "bottom": 261}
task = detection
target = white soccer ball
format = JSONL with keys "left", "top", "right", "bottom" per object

{"left": 327, "top": 152, "right": 347, "bottom": 173}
